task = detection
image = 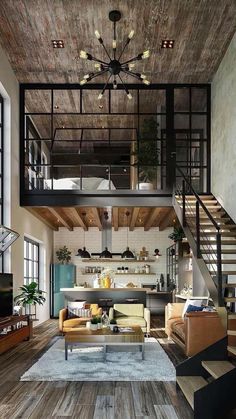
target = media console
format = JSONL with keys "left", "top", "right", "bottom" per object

{"left": 0, "top": 315, "right": 32, "bottom": 354}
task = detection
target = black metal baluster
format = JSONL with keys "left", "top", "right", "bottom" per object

{"left": 196, "top": 201, "right": 201, "bottom": 258}
{"left": 216, "top": 231, "right": 223, "bottom": 306}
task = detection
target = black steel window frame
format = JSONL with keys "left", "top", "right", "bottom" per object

{"left": 0, "top": 95, "right": 4, "bottom": 272}
{"left": 24, "top": 237, "right": 40, "bottom": 286}
{"left": 20, "top": 83, "right": 211, "bottom": 207}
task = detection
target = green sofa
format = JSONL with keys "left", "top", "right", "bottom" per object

{"left": 109, "top": 304, "right": 150, "bottom": 335}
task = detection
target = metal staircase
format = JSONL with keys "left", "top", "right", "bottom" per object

{"left": 173, "top": 167, "right": 236, "bottom": 418}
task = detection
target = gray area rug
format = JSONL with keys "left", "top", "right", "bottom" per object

{"left": 21, "top": 337, "right": 176, "bottom": 382}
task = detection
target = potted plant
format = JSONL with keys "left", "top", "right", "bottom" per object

{"left": 90, "top": 316, "right": 98, "bottom": 331}
{"left": 56, "top": 246, "right": 72, "bottom": 264}
{"left": 168, "top": 226, "right": 185, "bottom": 242}
{"left": 97, "top": 315, "right": 102, "bottom": 329}
{"left": 132, "top": 118, "right": 160, "bottom": 190}
{"left": 14, "top": 281, "right": 46, "bottom": 318}
{"left": 109, "top": 318, "right": 117, "bottom": 331}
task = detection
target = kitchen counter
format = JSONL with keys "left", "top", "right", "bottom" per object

{"left": 60, "top": 287, "right": 173, "bottom": 314}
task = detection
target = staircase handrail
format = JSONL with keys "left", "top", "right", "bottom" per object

{"left": 175, "top": 164, "right": 220, "bottom": 232}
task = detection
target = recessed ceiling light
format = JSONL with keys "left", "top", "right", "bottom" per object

{"left": 161, "top": 40, "right": 174, "bottom": 49}
{"left": 52, "top": 40, "right": 64, "bottom": 48}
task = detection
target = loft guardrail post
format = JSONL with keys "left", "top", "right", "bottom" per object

{"left": 216, "top": 231, "right": 223, "bottom": 306}
{"left": 196, "top": 200, "right": 201, "bottom": 258}
{"left": 182, "top": 179, "right": 186, "bottom": 227}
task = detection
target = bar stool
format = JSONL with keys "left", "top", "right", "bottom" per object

{"left": 99, "top": 298, "right": 113, "bottom": 313}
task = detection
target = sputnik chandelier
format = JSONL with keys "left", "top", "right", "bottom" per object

{"left": 79, "top": 10, "right": 151, "bottom": 100}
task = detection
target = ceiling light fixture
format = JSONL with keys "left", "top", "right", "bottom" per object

{"left": 79, "top": 10, "right": 151, "bottom": 100}
{"left": 52, "top": 40, "right": 64, "bottom": 48}
{"left": 121, "top": 211, "right": 135, "bottom": 259}
{"left": 161, "top": 40, "right": 174, "bottom": 49}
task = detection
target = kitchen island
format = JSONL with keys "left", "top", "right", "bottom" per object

{"left": 60, "top": 287, "right": 173, "bottom": 314}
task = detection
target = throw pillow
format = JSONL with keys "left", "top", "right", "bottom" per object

{"left": 186, "top": 304, "right": 204, "bottom": 313}
{"left": 68, "top": 301, "right": 86, "bottom": 318}
{"left": 182, "top": 299, "right": 203, "bottom": 318}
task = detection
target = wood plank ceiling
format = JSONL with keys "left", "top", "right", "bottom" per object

{"left": 27, "top": 207, "right": 176, "bottom": 232}
{"left": 0, "top": 0, "right": 235, "bottom": 84}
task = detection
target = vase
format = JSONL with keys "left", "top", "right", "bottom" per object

{"left": 90, "top": 324, "right": 97, "bottom": 331}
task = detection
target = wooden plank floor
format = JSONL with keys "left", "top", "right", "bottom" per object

{"left": 0, "top": 316, "right": 194, "bottom": 419}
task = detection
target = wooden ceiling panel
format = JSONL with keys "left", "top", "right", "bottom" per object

{"left": 28, "top": 206, "right": 175, "bottom": 231}
{"left": 0, "top": 0, "right": 235, "bottom": 84}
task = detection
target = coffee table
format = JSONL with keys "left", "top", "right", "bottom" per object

{"left": 64, "top": 326, "right": 145, "bottom": 361}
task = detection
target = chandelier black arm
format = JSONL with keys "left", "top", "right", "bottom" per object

{"left": 101, "top": 73, "right": 113, "bottom": 95}
{"left": 90, "top": 55, "right": 109, "bottom": 66}
{"left": 113, "top": 21, "right": 117, "bottom": 60}
{"left": 88, "top": 69, "right": 109, "bottom": 81}
{"left": 121, "top": 54, "right": 142, "bottom": 65}
{"left": 122, "top": 69, "right": 142, "bottom": 81}
{"left": 117, "top": 74, "right": 130, "bottom": 95}
{"left": 117, "top": 40, "right": 130, "bottom": 62}
{"left": 99, "top": 41, "right": 112, "bottom": 62}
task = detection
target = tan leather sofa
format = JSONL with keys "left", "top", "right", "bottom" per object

{"left": 165, "top": 303, "right": 226, "bottom": 357}
{"left": 109, "top": 304, "right": 150, "bottom": 334}
{"left": 59, "top": 303, "right": 102, "bottom": 333}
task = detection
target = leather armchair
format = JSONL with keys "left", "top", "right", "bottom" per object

{"left": 109, "top": 304, "right": 150, "bottom": 334}
{"left": 59, "top": 303, "right": 102, "bottom": 333}
{"left": 165, "top": 303, "right": 226, "bottom": 357}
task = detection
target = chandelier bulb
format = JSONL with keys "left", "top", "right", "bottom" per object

{"left": 143, "top": 79, "right": 150, "bottom": 85}
{"left": 128, "top": 30, "right": 135, "bottom": 39}
{"left": 94, "top": 63, "right": 101, "bottom": 70}
{"left": 142, "top": 50, "right": 150, "bottom": 59}
{"left": 80, "top": 50, "right": 88, "bottom": 59}
{"left": 113, "top": 79, "right": 117, "bottom": 89}
{"left": 127, "top": 92, "right": 132, "bottom": 100}
{"left": 98, "top": 93, "right": 103, "bottom": 100}
{"left": 112, "top": 40, "right": 117, "bottom": 49}
{"left": 140, "top": 74, "right": 147, "bottom": 79}
{"left": 95, "top": 30, "right": 101, "bottom": 39}
{"left": 83, "top": 74, "right": 91, "bottom": 79}
{"left": 128, "top": 63, "right": 135, "bottom": 70}
{"left": 80, "top": 79, "right": 87, "bottom": 85}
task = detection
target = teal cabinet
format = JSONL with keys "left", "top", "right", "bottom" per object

{"left": 50, "top": 264, "right": 76, "bottom": 317}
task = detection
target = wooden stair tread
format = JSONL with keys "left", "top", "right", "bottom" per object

{"left": 201, "top": 241, "right": 236, "bottom": 245}
{"left": 202, "top": 250, "right": 236, "bottom": 254}
{"left": 201, "top": 232, "right": 236, "bottom": 237}
{"left": 228, "top": 346, "right": 236, "bottom": 355}
{"left": 201, "top": 360, "right": 235, "bottom": 379}
{"left": 205, "top": 260, "right": 236, "bottom": 264}
{"left": 176, "top": 376, "right": 208, "bottom": 409}
{"left": 223, "top": 283, "right": 236, "bottom": 287}
{"left": 225, "top": 298, "right": 236, "bottom": 302}
{"left": 210, "top": 271, "right": 236, "bottom": 275}
{"left": 228, "top": 313, "right": 236, "bottom": 318}
{"left": 227, "top": 330, "right": 236, "bottom": 335}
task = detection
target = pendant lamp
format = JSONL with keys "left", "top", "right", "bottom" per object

{"left": 76, "top": 212, "right": 91, "bottom": 258}
{"left": 100, "top": 246, "right": 112, "bottom": 258}
{"left": 121, "top": 211, "right": 135, "bottom": 259}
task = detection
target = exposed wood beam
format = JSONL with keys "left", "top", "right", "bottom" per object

{"left": 48, "top": 207, "right": 73, "bottom": 231}
{"left": 130, "top": 207, "right": 140, "bottom": 231}
{"left": 144, "top": 208, "right": 162, "bottom": 231}
{"left": 68, "top": 208, "right": 88, "bottom": 230}
{"left": 92, "top": 208, "right": 102, "bottom": 231}
{"left": 26, "top": 207, "right": 58, "bottom": 231}
{"left": 113, "top": 207, "right": 119, "bottom": 231}
{"left": 159, "top": 208, "right": 175, "bottom": 231}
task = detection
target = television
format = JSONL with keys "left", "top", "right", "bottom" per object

{"left": 0, "top": 273, "right": 13, "bottom": 317}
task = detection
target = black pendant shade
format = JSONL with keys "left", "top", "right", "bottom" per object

{"left": 80, "top": 246, "right": 91, "bottom": 258}
{"left": 121, "top": 246, "right": 135, "bottom": 259}
{"left": 76, "top": 248, "right": 83, "bottom": 256}
{"left": 100, "top": 247, "right": 112, "bottom": 258}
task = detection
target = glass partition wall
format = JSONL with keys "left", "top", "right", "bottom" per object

{"left": 20, "top": 84, "right": 210, "bottom": 198}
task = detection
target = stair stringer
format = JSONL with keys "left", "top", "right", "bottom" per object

{"left": 194, "top": 367, "right": 236, "bottom": 419}
{"left": 173, "top": 197, "right": 228, "bottom": 329}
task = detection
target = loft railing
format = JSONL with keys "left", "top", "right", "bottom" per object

{"left": 175, "top": 164, "right": 223, "bottom": 306}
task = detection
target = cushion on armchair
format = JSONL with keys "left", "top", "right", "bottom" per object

{"left": 113, "top": 304, "right": 144, "bottom": 318}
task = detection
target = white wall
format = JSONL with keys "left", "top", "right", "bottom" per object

{"left": 211, "top": 32, "right": 236, "bottom": 221}
{"left": 54, "top": 227, "right": 173, "bottom": 287}
{"left": 0, "top": 45, "right": 53, "bottom": 324}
